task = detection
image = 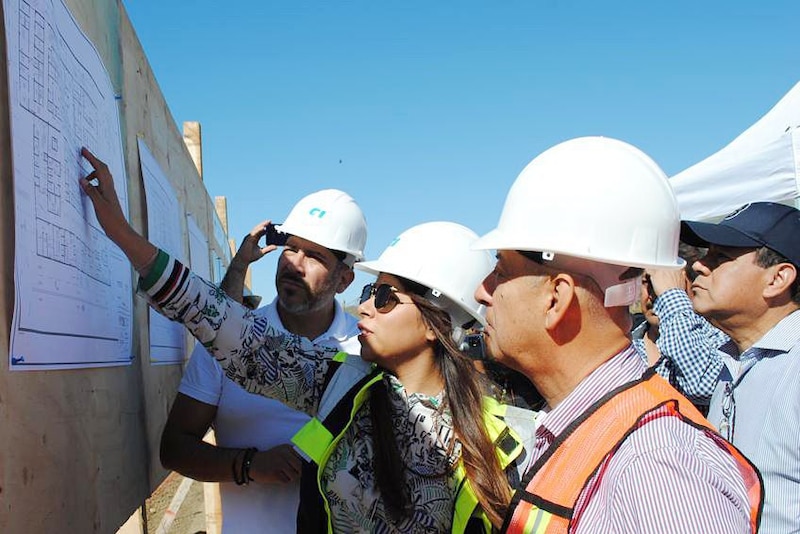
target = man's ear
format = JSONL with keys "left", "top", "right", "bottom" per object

{"left": 544, "top": 273, "right": 578, "bottom": 332}
{"left": 336, "top": 268, "right": 355, "bottom": 294}
{"left": 764, "top": 263, "right": 797, "bottom": 300}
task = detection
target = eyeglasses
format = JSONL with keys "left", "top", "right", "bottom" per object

{"left": 359, "top": 283, "right": 411, "bottom": 313}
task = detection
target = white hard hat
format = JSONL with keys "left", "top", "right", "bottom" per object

{"left": 276, "top": 189, "right": 367, "bottom": 266}
{"left": 474, "top": 136, "right": 684, "bottom": 306}
{"left": 356, "top": 222, "right": 494, "bottom": 340}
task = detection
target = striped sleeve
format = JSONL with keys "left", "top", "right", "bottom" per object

{"left": 138, "top": 249, "right": 338, "bottom": 416}
{"left": 138, "top": 249, "right": 229, "bottom": 347}
{"left": 139, "top": 250, "right": 190, "bottom": 308}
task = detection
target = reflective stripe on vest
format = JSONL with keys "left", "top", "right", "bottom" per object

{"left": 503, "top": 369, "right": 763, "bottom": 534}
{"left": 291, "top": 417, "right": 333, "bottom": 465}
{"left": 291, "top": 365, "right": 383, "bottom": 463}
{"left": 452, "top": 396, "right": 526, "bottom": 534}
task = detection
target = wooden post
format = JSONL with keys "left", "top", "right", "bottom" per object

{"left": 183, "top": 121, "right": 203, "bottom": 179}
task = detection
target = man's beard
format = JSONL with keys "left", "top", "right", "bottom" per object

{"left": 276, "top": 273, "right": 335, "bottom": 314}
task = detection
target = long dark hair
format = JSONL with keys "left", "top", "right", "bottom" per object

{"left": 370, "top": 277, "right": 511, "bottom": 528}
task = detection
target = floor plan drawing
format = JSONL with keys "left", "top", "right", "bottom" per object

{"left": 5, "top": 0, "right": 132, "bottom": 369}
{"left": 138, "top": 138, "right": 186, "bottom": 365}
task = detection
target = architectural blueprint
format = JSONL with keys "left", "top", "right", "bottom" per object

{"left": 138, "top": 138, "right": 185, "bottom": 365}
{"left": 187, "top": 214, "right": 211, "bottom": 281}
{"left": 5, "top": 0, "right": 132, "bottom": 369}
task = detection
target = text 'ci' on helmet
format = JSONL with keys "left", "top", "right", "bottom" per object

{"left": 276, "top": 189, "right": 367, "bottom": 267}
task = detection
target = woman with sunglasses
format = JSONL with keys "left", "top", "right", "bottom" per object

{"left": 79, "top": 148, "right": 531, "bottom": 533}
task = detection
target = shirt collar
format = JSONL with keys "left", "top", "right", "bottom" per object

{"left": 537, "top": 346, "right": 646, "bottom": 441}
{"left": 263, "top": 296, "right": 357, "bottom": 344}
{"left": 718, "top": 308, "right": 800, "bottom": 362}
{"left": 752, "top": 308, "right": 800, "bottom": 353}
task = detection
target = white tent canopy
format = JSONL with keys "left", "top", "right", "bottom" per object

{"left": 670, "top": 81, "right": 800, "bottom": 221}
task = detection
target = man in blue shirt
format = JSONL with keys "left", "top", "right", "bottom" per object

{"left": 633, "top": 244, "right": 729, "bottom": 408}
{"left": 681, "top": 201, "right": 800, "bottom": 533}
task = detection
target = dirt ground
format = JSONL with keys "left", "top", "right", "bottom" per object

{"left": 143, "top": 472, "right": 208, "bottom": 534}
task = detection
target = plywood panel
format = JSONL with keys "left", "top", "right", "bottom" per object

{"left": 0, "top": 1, "right": 229, "bottom": 531}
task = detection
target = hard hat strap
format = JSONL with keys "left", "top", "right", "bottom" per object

{"left": 518, "top": 250, "right": 641, "bottom": 308}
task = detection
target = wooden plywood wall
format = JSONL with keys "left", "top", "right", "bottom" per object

{"left": 0, "top": 1, "right": 226, "bottom": 531}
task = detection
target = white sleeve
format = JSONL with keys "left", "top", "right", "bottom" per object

{"left": 177, "top": 343, "right": 224, "bottom": 406}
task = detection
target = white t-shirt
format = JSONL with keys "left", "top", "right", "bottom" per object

{"left": 178, "top": 297, "right": 361, "bottom": 533}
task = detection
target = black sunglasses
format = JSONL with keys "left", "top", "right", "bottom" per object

{"left": 359, "top": 283, "right": 411, "bottom": 313}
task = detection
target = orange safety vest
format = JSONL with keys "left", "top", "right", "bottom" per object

{"left": 502, "top": 369, "right": 763, "bottom": 533}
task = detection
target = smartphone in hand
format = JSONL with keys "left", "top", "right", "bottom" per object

{"left": 264, "top": 223, "right": 289, "bottom": 247}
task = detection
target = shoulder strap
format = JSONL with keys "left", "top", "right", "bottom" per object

{"left": 503, "top": 370, "right": 711, "bottom": 532}
{"left": 452, "top": 398, "right": 527, "bottom": 534}
{"left": 293, "top": 354, "right": 383, "bottom": 534}
{"left": 504, "top": 369, "right": 762, "bottom": 533}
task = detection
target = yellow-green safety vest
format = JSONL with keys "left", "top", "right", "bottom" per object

{"left": 293, "top": 356, "right": 525, "bottom": 534}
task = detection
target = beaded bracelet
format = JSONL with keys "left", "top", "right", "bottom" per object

{"left": 240, "top": 447, "right": 258, "bottom": 485}
{"left": 232, "top": 448, "right": 248, "bottom": 486}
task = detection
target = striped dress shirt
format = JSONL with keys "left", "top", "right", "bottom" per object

{"left": 707, "top": 309, "right": 800, "bottom": 534}
{"left": 529, "top": 346, "right": 755, "bottom": 533}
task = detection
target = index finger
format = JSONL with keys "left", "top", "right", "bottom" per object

{"left": 82, "top": 146, "right": 111, "bottom": 173}
{"left": 250, "top": 219, "right": 272, "bottom": 237}
{"left": 81, "top": 146, "right": 100, "bottom": 166}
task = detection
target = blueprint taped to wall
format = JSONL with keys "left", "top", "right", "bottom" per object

{"left": 5, "top": 0, "right": 132, "bottom": 369}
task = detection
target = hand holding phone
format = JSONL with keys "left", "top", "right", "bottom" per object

{"left": 233, "top": 221, "right": 286, "bottom": 268}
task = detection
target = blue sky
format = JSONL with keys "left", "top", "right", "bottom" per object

{"left": 122, "top": 1, "right": 799, "bottom": 306}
